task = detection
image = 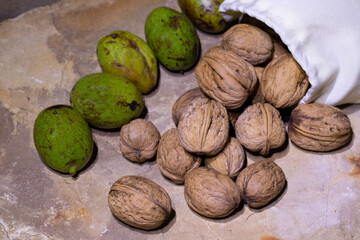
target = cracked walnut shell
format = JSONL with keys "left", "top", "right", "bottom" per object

{"left": 184, "top": 167, "right": 241, "bottom": 218}
{"left": 119, "top": 119, "right": 160, "bottom": 163}
{"left": 221, "top": 23, "right": 273, "bottom": 65}
{"left": 288, "top": 103, "right": 352, "bottom": 151}
{"left": 261, "top": 54, "right": 309, "bottom": 108}
{"left": 205, "top": 137, "right": 245, "bottom": 179}
{"left": 178, "top": 97, "right": 229, "bottom": 156}
{"left": 157, "top": 128, "right": 202, "bottom": 184}
{"left": 235, "top": 103, "right": 286, "bottom": 156}
{"left": 236, "top": 160, "right": 286, "bottom": 208}
{"left": 172, "top": 87, "right": 208, "bottom": 126}
{"left": 108, "top": 175, "right": 172, "bottom": 230}
{"left": 196, "top": 48, "right": 257, "bottom": 109}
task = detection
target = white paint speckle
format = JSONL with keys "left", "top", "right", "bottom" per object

{"left": 100, "top": 228, "right": 109, "bottom": 236}
{"left": 30, "top": 76, "right": 43, "bottom": 84}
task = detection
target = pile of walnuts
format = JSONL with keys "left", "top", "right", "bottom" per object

{"left": 108, "top": 23, "right": 353, "bottom": 230}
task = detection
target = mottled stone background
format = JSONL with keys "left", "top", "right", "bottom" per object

{"left": 1, "top": 0, "right": 360, "bottom": 239}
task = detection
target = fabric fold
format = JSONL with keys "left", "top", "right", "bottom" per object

{"left": 220, "top": 0, "right": 360, "bottom": 106}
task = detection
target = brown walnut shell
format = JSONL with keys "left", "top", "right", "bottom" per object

{"left": 157, "top": 128, "right": 202, "bottom": 184}
{"left": 108, "top": 175, "right": 172, "bottom": 230}
{"left": 272, "top": 39, "right": 289, "bottom": 59}
{"left": 236, "top": 160, "right": 286, "bottom": 208}
{"left": 196, "top": 48, "right": 257, "bottom": 109}
{"left": 288, "top": 103, "right": 352, "bottom": 151}
{"left": 221, "top": 23, "right": 273, "bottom": 65}
{"left": 172, "top": 87, "right": 208, "bottom": 126}
{"left": 184, "top": 167, "right": 241, "bottom": 218}
{"left": 205, "top": 137, "right": 245, "bottom": 179}
{"left": 119, "top": 119, "right": 160, "bottom": 163}
{"left": 250, "top": 66, "right": 266, "bottom": 104}
{"left": 235, "top": 103, "right": 286, "bottom": 156}
{"left": 178, "top": 97, "right": 229, "bottom": 156}
{"left": 261, "top": 54, "right": 309, "bottom": 108}
{"left": 227, "top": 108, "right": 243, "bottom": 129}
{"left": 203, "top": 45, "right": 222, "bottom": 56}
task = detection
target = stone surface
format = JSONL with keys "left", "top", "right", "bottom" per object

{"left": 1, "top": 0, "right": 360, "bottom": 239}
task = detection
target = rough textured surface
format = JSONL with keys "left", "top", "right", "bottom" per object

{"left": 171, "top": 87, "right": 207, "bottom": 126}
{"left": 251, "top": 66, "right": 266, "bottom": 104}
{"left": 261, "top": 54, "right": 310, "bottom": 108}
{"left": 205, "top": 137, "right": 245, "bottom": 179}
{"left": 177, "top": 97, "right": 229, "bottom": 156}
{"left": 156, "top": 128, "right": 201, "bottom": 184}
{"left": 108, "top": 175, "right": 172, "bottom": 230}
{"left": 184, "top": 167, "right": 241, "bottom": 218}
{"left": 1, "top": 0, "right": 360, "bottom": 239}
{"left": 236, "top": 160, "right": 286, "bottom": 208}
{"left": 196, "top": 48, "right": 257, "bottom": 109}
{"left": 119, "top": 119, "right": 160, "bottom": 163}
{"left": 288, "top": 103, "right": 352, "bottom": 151}
{"left": 221, "top": 23, "right": 273, "bottom": 65}
{"left": 235, "top": 103, "right": 286, "bottom": 156}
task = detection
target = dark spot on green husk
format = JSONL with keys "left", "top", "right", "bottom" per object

{"left": 169, "top": 16, "right": 179, "bottom": 29}
{"left": 111, "top": 33, "right": 118, "bottom": 39}
{"left": 127, "top": 101, "right": 140, "bottom": 111}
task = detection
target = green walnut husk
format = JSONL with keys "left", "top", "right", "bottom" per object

{"left": 70, "top": 73, "right": 144, "bottom": 129}
{"left": 33, "top": 105, "right": 93, "bottom": 176}
{"left": 97, "top": 31, "right": 158, "bottom": 94}
{"left": 178, "top": 0, "right": 237, "bottom": 33}
{"left": 145, "top": 7, "right": 200, "bottom": 72}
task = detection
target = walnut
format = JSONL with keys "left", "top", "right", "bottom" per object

{"left": 272, "top": 39, "right": 289, "bottom": 59}
{"left": 250, "top": 66, "right": 266, "bottom": 104}
{"left": 221, "top": 23, "right": 273, "bottom": 65}
{"left": 157, "top": 128, "right": 202, "bottom": 184}
{"left": 261, "top": 54, "right": 309, "bottom": 108}
{"left": 205, "top": 137, "right": 245, "bottom": 179}
{"left": 235, "top": 103, "right": 286, "bottom": 156}
{"left": 196, "top": 48, "right": 257, "bottom": 109}
{"left": 184, "top": 167, "right": 241, "bottom": 218}
{"left": 119, "top": 119, "right": 160, "bottom": 163}
{"left": 236, "top": 160, "right": 286, "bottom": 208}
{"left": 178, "top": 97, "right": 229, "bottom": 156}
{"left": 288, "top": 103, "right": 352, "bottom": 151}
{"left": 254, "top": 66, "right": 264, "bottom": 82}
{"left": 203, "top": 45, "right": 222, "bottom": 56}
{"left": 108, "top": 175, "right": 172, "bottom": 230}
{"left": 172, "top": 87, "right": 208, "bottom": 126}
{"left": 227, "top": 107, "right": 243, "bottom": 130}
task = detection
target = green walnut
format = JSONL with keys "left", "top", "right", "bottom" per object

{"left": 178, "top": 0, "right": 235, "bottom": 33}
{"left": 33, "top": 105, "right": 93, "bottom": 176}
{"left": 70, "top": 73, "right": 144, "bottom": 129}
{"left": 145, "top": 7, "right": 200, "bottom": 72}
{"left": 97, "top": 31, "right": 158, "bottom": 94}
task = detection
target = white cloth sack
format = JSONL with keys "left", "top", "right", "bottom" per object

{"left": 219, "top": 0, "right": 360, "bottom": 106}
